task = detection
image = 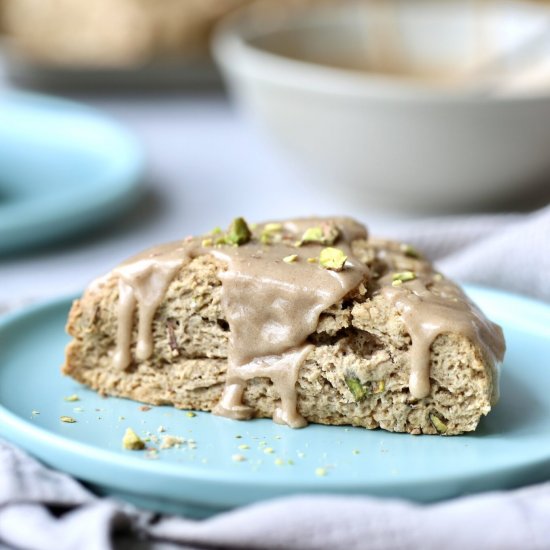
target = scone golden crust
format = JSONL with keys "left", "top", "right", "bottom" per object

{"left": 63, "top": 217, "right": 505, "bottom": 435}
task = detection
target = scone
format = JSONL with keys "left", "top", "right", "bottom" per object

{"left": 63, "top": 217, "right": 505, "bottom": 435}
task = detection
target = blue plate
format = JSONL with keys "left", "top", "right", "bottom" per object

{"left": 0, "top": 92, "right": 144, "bottom": 254}
{"left": 0, "top": 286, "right": 549, "bottom": 517}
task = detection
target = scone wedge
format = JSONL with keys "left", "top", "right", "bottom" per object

{"left": 64, "top": 217, "right": 505, "bottom": 435}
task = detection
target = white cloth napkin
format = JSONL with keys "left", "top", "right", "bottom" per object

{"left": 1, "top": 206, "right": 549, "bottom": 550}
{"left": 385, "top": 204, "right": 550, "bottom": 302}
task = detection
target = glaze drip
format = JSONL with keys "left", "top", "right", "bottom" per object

{"left": 113, "top": 244, "right": 191, "bottom": 370}
{"left": 378, "top": 266, "right": 505, "bottom": 400}
{"left": 214, "top": 344, "right": 313, "bottom": 428}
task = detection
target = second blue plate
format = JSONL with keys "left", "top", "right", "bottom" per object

{"left": 0, "top": 92, "right": 144, "bottom": 254}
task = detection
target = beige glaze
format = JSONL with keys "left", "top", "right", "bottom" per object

{"left": 214, "top": 344, "right": 313, "bottom": 428}
{"left": 102, "top": 217, "right": 504, "bottom": 428}
{"left": 379, "top": 274, "right": 505, "bottom": 400}
{"left": 113, "top": 243, "right": 193, "bottom": 370}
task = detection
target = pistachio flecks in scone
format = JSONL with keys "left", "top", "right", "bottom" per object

{"left": 344, "top": 375, "right": 386, "bottom": 402}
{"left": 345, "top": 376, "right": 369, "bottom": 402}
{"left": 429, "top": 413, "right": 448, "bottom": 435}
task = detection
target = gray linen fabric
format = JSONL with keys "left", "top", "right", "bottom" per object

{"left": 1, "top": 207, "right": 549, "bottom": 550}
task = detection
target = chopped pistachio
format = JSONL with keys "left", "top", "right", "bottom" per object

{"left": 235, "top": 435, "right": 242, "bottom": 439}
{"left": 323, "top": 223, "right": 341, "bottom": 244}
{"left": 283, "top": 254, "right": 298, "bottom": 264}
{"left": 122, "top": 428, "right": 145, "bottom": 450}
{"left": 392, "top": 271, "right": 417, "bottom": 284}
{"left": 210, "top": 226, "right": 222, "bottom": 235}
{"left": 186, "top": 411, "right": 196, "bottom": 418}
{"left": 60, "top": 416, "right": 76, "bottom": 423}
{"left": 319, "top": 247, "right": 347, "bottom": 271}
{"left": 232, "top": 454, "right": 246, "bottom": 462}
{"left": 226, "top": 217, "right": 252, "bottom": 246}
{"left": 201, "top": 238, "right": 213, "bottom": 247}
{"left": 392, "top": 279, "right": 403, "bottom": 287}
{"left": 157, "top": 425, "right": 166, "bottom": 433}
{"left": 307, "top": 257, "right": 317, "bottom": 263}
{"left": 214, "top": 235, "right": 230, "bottom": 246}
{"left": 264, "top": 222, "right": 283, "bottom": 233}
{"left": 274, "top": 458, "right": 284, "bottom": 466}
{"left": 300, "top": 226, "right": 323, "bottom": 244}
{"left": 260, "top": 222, "right": 284, "bottom": 245}
{"left": 322, "top": 224, "right": 341, "bottom": 245}
{"left": 263, "top": 447, "right": 275, "bottom": 454}
{"left": 352, "top": 449, "right": 360, "bottom": 455}
{"left": 73, "top": 407, "right": 84, "bottom": 413}
{"left": 298, "top": 223, "right": 340, "bottom": 246}
{"left": 31, "top": 410, "right": 40, "bottom": 416}
{"left": 433, "top": 273, "right": 443, "bottom": 282}
{"left": 238, "top": 444, "right": 250, "bottom": 450}
{"left": 373, "top": 380, "right": 385, "bottom": 394}
{"left": 64, "top": 394, "right": 80, "bottom": 402}
{"left": 400, "top": 243, "right": 422, "bottom": 259}
{"left": 430, "top": 414, "right": 448, "bottom": 434}
{"left": 315, "top": 467, "right": 327, "bottom": 477}
{"left": 345, "top": 376, "right": 368, "bottom": 402}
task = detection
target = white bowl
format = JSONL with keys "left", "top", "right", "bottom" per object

{"left": 213, "top": 0, "right": 550, "bottom": 212}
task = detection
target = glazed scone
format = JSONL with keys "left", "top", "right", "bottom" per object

{"left": 63, "top": 217, "right": 505, "bottom": 435}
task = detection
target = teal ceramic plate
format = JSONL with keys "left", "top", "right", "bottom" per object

{"left": 0, "top": 286, "right": 549, "bottom": 517}
{"left": 0, "top": 92, "right": 144, "bottom": 254}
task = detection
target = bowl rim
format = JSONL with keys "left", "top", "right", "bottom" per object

{"left": 212, "top": 0, "right": 550, "bottom": 104}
